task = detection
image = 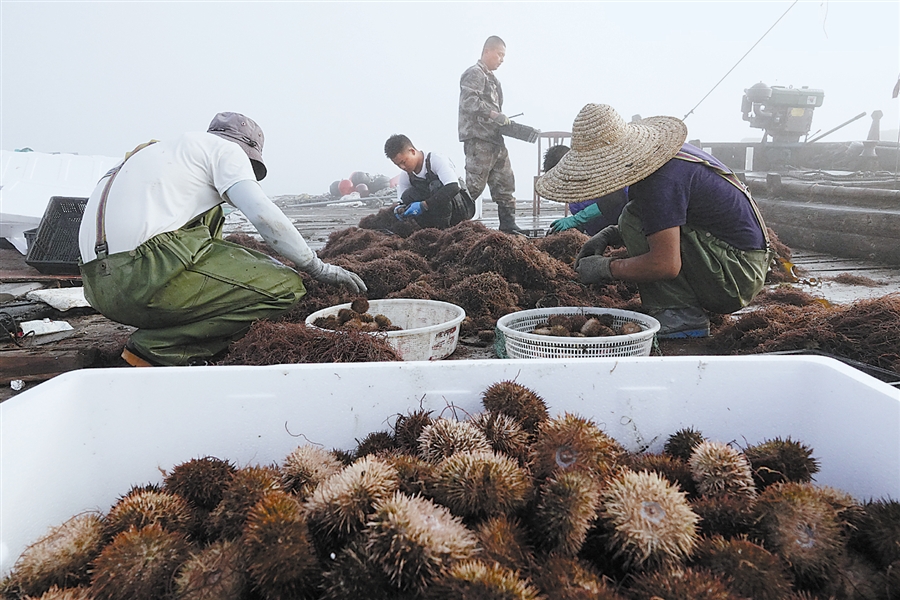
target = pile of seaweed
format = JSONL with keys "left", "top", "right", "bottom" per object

{"left": 231, "top": 222, "right": 644, "bottom": 339}
{"left": 216, "top": 321, "right": 401, "bottom": 366}
{"left": 5, "top": 381, "right": 897, "bottom": 600}
{"left": 713, "top": 290, "right": 900, "bottom": 373}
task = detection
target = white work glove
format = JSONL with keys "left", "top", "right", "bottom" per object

{"left": 304, "top": 258, "right": 367, "bottom": 294}
{"left": 224, "top": 180, "right": 368, "bottom": 293}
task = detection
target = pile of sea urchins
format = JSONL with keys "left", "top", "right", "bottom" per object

{"left": 3, "top": 382, "right": 898, "bottom": 600}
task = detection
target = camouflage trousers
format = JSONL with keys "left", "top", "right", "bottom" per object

{"left": 463, "top": 139, "right": 516, "bottom": 211}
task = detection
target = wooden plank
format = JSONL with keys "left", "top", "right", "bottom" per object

{"left": 0, "top": 348, "right": 97, "bottom": 384}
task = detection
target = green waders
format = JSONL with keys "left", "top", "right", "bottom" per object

{"left": 81, "top": 206, "right": 307, "bottom": 366}
{"left": 618, "top": 202, "right": 772, "bottom": 314}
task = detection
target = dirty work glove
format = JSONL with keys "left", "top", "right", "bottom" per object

{"left": 574, "top": 225, "right": 623, "bottom": 268}
{"left": 307, "top": 259, "right": 367, "bottom": 294}
{"left": 491, "top": 112, "right": 510, "bottom": 126}
{"left": 576, "top": 255, "right": 615, "bottom": 284}
{"left": 550, "top": 203, "right": 602, "bottom": 233}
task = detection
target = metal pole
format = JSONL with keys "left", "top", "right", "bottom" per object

{"left": 806, "top": 112, "right": 867, "bottom": 144}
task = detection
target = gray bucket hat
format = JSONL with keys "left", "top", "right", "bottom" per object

{"left": 207, "top": 112, "right": 267, "bottom": 180}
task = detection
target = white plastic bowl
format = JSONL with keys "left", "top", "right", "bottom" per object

{"left": 305, "top": 298, "right": 466, "bottom": 361}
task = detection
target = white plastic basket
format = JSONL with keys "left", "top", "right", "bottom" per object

{"left": 305, "top": 299, "right": 466, "bottom": 361}
{"left": 496, "top": 307, "right": 660, "bottom": 359}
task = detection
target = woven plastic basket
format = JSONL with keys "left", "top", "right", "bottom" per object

{"left": 305, "top": 299, "right": 466, "bottom": 361}
{"left": 495, "top": 307, "right": 660, "bottom": 359}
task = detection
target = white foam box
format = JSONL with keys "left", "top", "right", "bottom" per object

{"left": 2, "top": 355, "right": 898, "bottom": 575}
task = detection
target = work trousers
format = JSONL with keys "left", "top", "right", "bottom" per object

{"left": 80, "top": 206, "right": 307, "bottom": 365}
{"left": 619, "top": 202, "right": 772, "bottom": 314}
{"left": 463, "top": 138, "right": 516, "bottom": 211}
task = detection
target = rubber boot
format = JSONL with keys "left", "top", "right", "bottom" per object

{"left": 497, "top": 204, "right": 525, "bottom": 235}
{"left": 651, "top": 307, "right": 710, "bottom": 339}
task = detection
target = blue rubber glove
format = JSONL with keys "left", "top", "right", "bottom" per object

{"left": 550, "top": 203, "right": 602, "bottom": 233}
{"left": 402, "top": 202, "right": 426, "bottom": 218}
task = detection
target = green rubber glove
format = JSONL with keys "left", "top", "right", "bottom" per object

{"left": 549, "top": 202, "right": 602, "bottom": 233}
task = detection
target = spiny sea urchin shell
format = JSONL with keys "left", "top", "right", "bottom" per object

{"left": 354, "top": 430, "right": 397, "bottom": 459}
{"left": 429, "top": 451, "right": 532, "bottom": 519}
{"left": 319, "top": 540, "right": 394, "bottom": 600}
{"left": 163, "top": 456, "right": 236, "bottom": 511}
{"left": 417, "top": 418, "right": 491, "bottom": 463}
{"left": 281, "top": 444, "right": 344, "bottom": 500}
{"left": 22, "top": 586, "right": 94, "bottom": 600}
{"left": 173, "top": 539, "right": 246, "bottom": 600}
{"left": 469, "top": 411, "right": 530, "bottom": 465}
{"left": 530, "top": 470, "right": 601, "bottom": 556}
{"left": 4, "top": 512, "right": 104, "bottom": 596}
{"left": 473, "top": 516, "right": 534, "bottom": 573}
{"left": 689, "top": 440, "right": 757, "bottom": 500}
{"left": 529, "top": 412, "right": 625, "bottom": 482}
{"left": 393, "top": 409, "right": 434, "bottom": 454}
{"left": 625, "top": 567, "right": 738, "bottom": 600}
{"left": 744, "top": 436, "right": 819, "bottom": 489}
{"left": 207, "top": 464, "right": 281, "bottom": 541}
{"left": 365, "top": 492, "right": 478, "bottom": 592}
{"left": 663, "top": 427, "right": 706, "bottom": 462}
{"left": 105, "top": 489, "right": 193, "bottom": 539}
{"left": 627, "top": 452, "right": 697, "bottom": 497}
{"left": 691, "top": 534, "right": 793, "bottom": 600}
{"left": 689, "top": 494, "right": 755, "bottom": 539}
{"left": 751, "top": 481, "right": 845, "bottom": 588}
{"left": 379, "top": 451, "right": 434, "bottom": 497}
{"left": 598, "top": 469, "right": 699, "bottom": 570}
{"left": 304, "top": 455, "right": 400, "bottom": 558}
{"left": 480, "top": 381, "right": 549, "bottom": 434}
{"left": 242, "top": 490, "right": 320, "bottom": 600}
{"left": 90, "top": 524, "right": 190, "bottom": 600}
{"left": 848, "top": 497, "right": 900, "bottom": 568}
{"left": 423, "top": 559, "right": 541, "bottom": 600}
{"left": 530, "top": 556, "right": 624, "bottom": 600}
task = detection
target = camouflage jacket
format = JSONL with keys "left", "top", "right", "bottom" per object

{"left": 458, "top": 60, "right": 504, "bottom": 144}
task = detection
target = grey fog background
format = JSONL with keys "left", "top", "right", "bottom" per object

{"left": 2, "top": 1, "right": 898, "bottom": 198}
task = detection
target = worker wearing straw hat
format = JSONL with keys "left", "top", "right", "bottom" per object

{"left": 536, "top": 104, "right": 773, "bottom": 338}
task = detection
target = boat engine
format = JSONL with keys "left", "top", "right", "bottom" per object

{"left": 741, "top": 82, "right": 825, "bottom": 143}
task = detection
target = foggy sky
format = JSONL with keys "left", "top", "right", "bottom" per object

{"left": 2, "top": 1, "right": 898, "bottom": 198}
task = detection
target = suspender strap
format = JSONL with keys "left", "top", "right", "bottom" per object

{"left": 673, "top": 149, "right": 772, "bottom": 249}
{"left": 94, "top": 140, "right": 158, "bottom": 259}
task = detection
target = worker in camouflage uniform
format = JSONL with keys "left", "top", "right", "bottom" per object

{"left": 458, "top": 35, "right": 523, "bottom": 234}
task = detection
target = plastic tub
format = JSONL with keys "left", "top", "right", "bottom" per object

{"left": 496, "top": 307, "right": 660, "bottom": 359}
{"left": 1, "top": 356, "right": 898, "bottom": 575}
{"left": 305, "top": 298, "right": 465, "bottom": 361}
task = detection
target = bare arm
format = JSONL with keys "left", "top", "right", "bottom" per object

{"left": 610, "top": 227, "right": 682, "bottom": 282}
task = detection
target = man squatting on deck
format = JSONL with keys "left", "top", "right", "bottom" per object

{"left": 458, "top": 35, "right": 525, "bottom": 234}
{"left": 384, "top": 134, "right": 475, "bottom": 229}
{"left": 536, "top": 104, "right": 774, "bottom": 339}
{"left": 78, "top": 112, "right": 366, "bottom": 367}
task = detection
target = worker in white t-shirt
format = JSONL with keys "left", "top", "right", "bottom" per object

{"left": 384, "top": 134, "right": 475, "bottom": 229}
{"left": 79, "top": 112, "right": 366, "bottom": 366}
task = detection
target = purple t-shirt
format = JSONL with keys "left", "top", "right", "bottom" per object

{"left": 627, "top": 145, "right": 766, "bottom": 251}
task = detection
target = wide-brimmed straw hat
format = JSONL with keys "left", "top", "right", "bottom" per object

{"left": 207, "top": 112, "right": 267, "bottom": 181}
{"left": 535, "top": 104, "right": 687, "bottom": 202}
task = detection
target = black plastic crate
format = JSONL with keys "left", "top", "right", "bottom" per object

{"left": 25, "top": 196, "right": 88, "bottom": 275}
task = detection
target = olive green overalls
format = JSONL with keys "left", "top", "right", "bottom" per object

{"left": 80, "top": 144, "right": 306, "bottom": 366}
{"left": 618, "top": 151, "right": 774, "bottom": 314}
